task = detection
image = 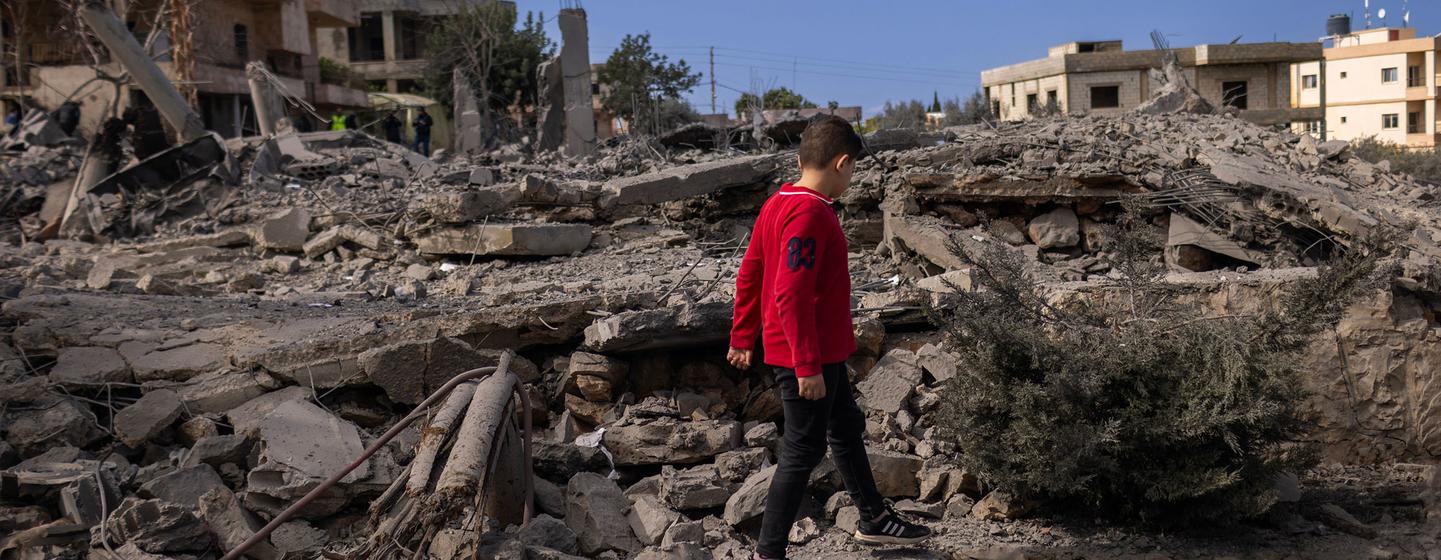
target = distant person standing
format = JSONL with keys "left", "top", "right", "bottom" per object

{"left": 4, "top": 107, "right": 19, "bottom": 136}
{"left": 330, "top": 114, "right": 347, "bottom": 131}
{"left": 412, "top": 108, "right": 433, "bottom": 156}
{"left": 382, "top": 112, "right": 403, "bottom": 144}
{"left": 344, "top": 113, "right": 358, "bottom": 130}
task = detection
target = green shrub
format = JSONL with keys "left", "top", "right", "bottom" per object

{"left": 930, "top": 220, "right": 1387, "bottom": 524}
{"left": 1350, "top": 136, "right": 1441, "bottom": 185}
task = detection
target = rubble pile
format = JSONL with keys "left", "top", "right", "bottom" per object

{"left": 1, "top": 108, "right": 1439, "bottom": 558}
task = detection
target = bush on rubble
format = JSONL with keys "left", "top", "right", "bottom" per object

{"left": 929, "top": 218, "right": 1389, "bottom": 524}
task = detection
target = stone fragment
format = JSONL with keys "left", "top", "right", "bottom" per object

{"left": 534, "top": 476, "right": 568, "bottom": 518}
{"left": 521, "top": 513, "right": 580, "bottom": 554}
{"left": 916, "top": 268, "right": 977, "bottom": 294}
{"left": 177, "top": 370, "right": 281, "bottom": 415}
{"left": 604, "top": 155, "right": 778, "bottom": 206}
{"left": 225, "top": 385, "right": 312, "bottom": 436}
{"left": 178, "top": 416, "right": 220, "bottom": 444}
{"left": 835, "top": 505, "right": 861, "bottom": 534}
{"left": 183, "top": 434, "right": 252, "bottom": 468}
{"left": 533, "top": 441, "right": 610, "bottom": 483}
{"left": 103, "top": 498, "right": 212, "bottom": 553}
{"left": 416, "top": 189, "right": 518, "bottom": 223}
{"left": 856, "top": 349, "right": 923, "bottom": 414}
{"left": 0, "top": 505, "right": 50, "bottom": 533}
{"left": 138, "top": 464, "right": 228, "bottom": 508}
{"left": 894, "top": 498, "right": 944, "bottom": 519}
{"left": 661, "top": 519, "right": 704, "bottom": 546}
{"left": 990, "top": 220, "right": 1028, "bottom": 246}
{"left": 867, "top": 448, "right": 922, "bottom": 497}
{"left": 254, "top": 208, "right": 312, "bottom": 252}
{"left": 414, "top": 223, "right": 592, "bottom": 256}
{"left": 2, "top": 398, "right": 104, "bottom": 454}
{"left": 582, "top": 302, "right": 731, "bottom": 353}
{"left": 61, "top": 470, "right": 119, "bottom": 527}
{"left": 49, "top": 346, "right": 131, "bottom": 387}
{"left": 714, "top": 448, "right": 768, "bottom": 482}
{"left": 788, "top": 516, "right": 821, "bottom": 544}
{"left": 198, "top": 487, "right": 281, "bottom": 560}
{"left": 628, "top": 495, "right": 680, "bottom": 545}
{"left": 723, "top": 465, "right": 775, "bottom": 526}
{"left": 244, "top": 400, "right": 367, "bottom": 519}
{"left": 915, "top": 343, "right": 958, "bottom": 384}
{"left": 971, "top": 491, "right": 1036, "bottom": 521}
{"left": 123, "top": 341, "right": 227, "bottom": 383}
{"left": 565, "top": 472, "right": 641, "bottom": 555}
{"left": 114, "top": 389, "right": 184, "bottom": 447}
{"left": 659, "top": 464, "right": 732, "bottom": 510}
{"left": 404, "top": 263, "right": 436, "bottom": 281}
{"left": 575, "top": 375, "right": 615, "bottom": 401}
{"left": 944, "top": 494, "right": 976, "bottom": 520}
{"left": 602, "top": 418, "right": 740, "bottom": 466}
{"left": 564, "top": 393, "right": 614, "bottom": 425}
{"left": 744, "top": 422, "right": 779, "bottom": 456}
{"left": 267, "top": 255, "right": 300, "bottom": 274}
{"left": 1315, "top": 503, "right": 1377, "bottom": 539}
{"left": 1026, "top": 207, "right": 1080, "bottom": 249}
{"left": 270, "top": 520, "right": 327, "bottom": 557}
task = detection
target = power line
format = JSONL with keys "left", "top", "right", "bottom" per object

{"left": 590, "top": 44, "right": 979, "bottom": 77}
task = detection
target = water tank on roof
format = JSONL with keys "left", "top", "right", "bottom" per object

{"left": 1327, "top": 14, "right": 1352, "bottom": 37}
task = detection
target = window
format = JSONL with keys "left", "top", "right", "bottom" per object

{"left": 1408, "top": 66, "right": 1424, "bottom": 87}
{"left": 1090, "top": 85, "right": 1120, "bottom": 109}
{"left": 1046, "top": 90, "right": 1057, "bottom": 106}
{"left": 991, "top": 100, "right": 1001, "bottom": 117}
{"left": 1382, "top": 67, "right": 1398, "bottom": 83}
{"left": 1302, "top": 74, "right": 1318, "bottom": 89}
{"left": 1304, "top": 121, "right": 1320, "bottom": 133}
{"left": 1221, "top": 81, "right": 1248, "bottom": 110}
{"left": 1408, "top": 112, "right": 1421, "bottom": 133}
{"left": 1340, "top": 71, "right": 1348, "bottom": 79}
{"left": 1341, "top": 116, "right": 1348, "bottom": 124}
{"left": 1382, "top": 113, "right": 1399, "bottom": 129}
{"left": 234, "top": 24, "right": 248, "bottom": 61}
{"left": 1026, "top": 93, "right": 1038, "bottom": 111}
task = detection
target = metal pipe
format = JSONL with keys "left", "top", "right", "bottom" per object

{"left": 77, "top": 0, "right": 207, "bottom": 142}
{"left": 220, "top": 365, "right": 503, "bottom": 560}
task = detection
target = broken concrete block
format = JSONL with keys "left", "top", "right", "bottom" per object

{"left": 177, "top": 370, "right": 281, "bottom": 415}
{"left": 602, "top": 418, "right": 740, "bottom": 466}
{"left": 253, "top": 208, "right": 312, "bottom": 252}
{"left": 198, "top": 487, "right": 280, "bottom": 560}
{"left": 138, "top": 464, "right": 227, "bottom": 508}
{"left": 788, "top": 516, "right": 822, "bottom": 544}
{"left": 916, "top": 267, "right": 977, "bottom": 294}
{"left": 270, "top": 520, "right": 327, "bottom": 557}
{"left": 404, "top": 263, "right": 436, "bottom": 281}
{"left": 714, "top": 447, "right": 768, "bottom": 482}
{"left": 564, "top": 393, "right": 614, "bottom": 425}
{"left": 415, "top": 189, "right": 519, "bottom": 223}
{"left": 723, "top": 465, "right": 775, "bottom": 526}
{"left": 604, "top": 155, "right": 779, "bottom": 206}
{"left": 60, "top": 469, "right": 119, "bottom": 527}
{"left": 915, "top": 343, "right": 958, "bottom": 384}
{"left": 49, "top": 346, "right": 132, "bottom": 387}
{"left": 183, "top": 434, "right": 252, "bottom": 468}
{"left": 244, "top": 400, "right": 367, "bottom": 519}
{"left": 659, "top": 464, "right": 732, "bottom": 510}
{"left": 991, "top": 220, "right": 1028, "bottom": 246}
{"left": 1026, "top": 207, "right": 1080, "bottom": 249}
{"left": 565, "top": 472, "right": 641, "bottom": 556}
{"left": 413, "top": 223, "right": 592, "bottom": 257}
{"left": 627, "top": 494, "right": 680, "bottom": 546}
{"left": 2, "top": 398, "right": 105, "bottom": 454}
{"left": 856, "top": 349, "right": 923, "bottom": 414}
{"left": 120, "top": 340, "right": 227, "bottom": 382}
{"left": 582, "top": 302, "right": 731, "bottom": 353}
{"left": 661, "top": 519, "right": 704, "bottom": 546}
{"left": 102, "top": 498, "right": 212, "bottom": 553}
{"left": 113, "top": 389, "right": 184, "bottom": 447}
{"left": 301, "top": 227, "right": 344, "bottom": 258}
{"left": 520, "top": 513, "right": 580, "bottom": 554}
{"left": 266, "top": 255, "right": 300, "bottom": 274}
{"left": 224, "top": 385, "right": 312, "bottom": 436}
{"left": 866, "top": 448, "right": 922, "bottom": 498}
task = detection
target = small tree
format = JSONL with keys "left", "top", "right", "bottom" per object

{"left": 942, "top": 90, "right": 994, "bottom": 126}
{"left": 599, "top": 33, "right": 702, "bottom": 133}
{"left": 874, "top": 99, "right": 927, "bottom": 129}
{"left": 423, "top": 6, "right": 553, "bottom": 123}
{"left": 930, "top": 217, "right": 1389, "bottom": 524}
{"left": 733, "top": 87, "right": 815, "bottom": 119}
{"left": 931, "top": 91, "right": 942, "bottom": 113}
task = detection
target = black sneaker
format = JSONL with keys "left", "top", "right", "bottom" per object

{"left": 854, "top": 505, "right": 932, "bottom": 545}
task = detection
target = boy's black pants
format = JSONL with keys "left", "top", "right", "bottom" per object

{"left": 756, "top": 362, "right": 886, "bottom": 558}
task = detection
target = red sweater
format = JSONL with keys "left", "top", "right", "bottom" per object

{"left": 730, "top": 183, "right": 856, "bottom": 377}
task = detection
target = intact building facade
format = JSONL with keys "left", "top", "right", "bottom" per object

{"left": 1291, "top": 27, "right": 1439, "bottom": 148}
{"left": 981, "top": 40, "right": 1323, "bottom": 127}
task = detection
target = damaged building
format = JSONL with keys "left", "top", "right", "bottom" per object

{"left": 0, "top": 0, "right": 370, "bottom": 138}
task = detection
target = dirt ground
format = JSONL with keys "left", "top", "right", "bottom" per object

{"left": 787, "top": 464, "right": 1435, "bottom": 560}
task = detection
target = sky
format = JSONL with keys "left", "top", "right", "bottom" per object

{"left": 511, "top": 0, "right": 1441, "bottom": 118}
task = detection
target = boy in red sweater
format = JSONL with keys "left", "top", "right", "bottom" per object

{"left": 729, "top": 116, "right": 930, "bottom": 559}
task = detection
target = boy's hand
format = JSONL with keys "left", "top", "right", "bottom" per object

{"left": 727, "top": 347, "right": 753, "bottom": 369}
{"left": 798, "top": 375, "right": 826, "bottom": 400}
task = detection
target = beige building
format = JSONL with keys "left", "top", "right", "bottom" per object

{"left": 981, "top": 40, "right": 1323, "bottom": 126}
{"left": 316, "top": 0, "right": 508, "bottom": 94}
{"left": 0, "top": 0, "right": 369, "bottom": 138}
{"left": 1291, "top": 27, "right": 1439, "bottom": 148}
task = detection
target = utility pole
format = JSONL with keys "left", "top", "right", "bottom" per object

{"left": 709, "top": 47, "right": 716, "bottom": 114}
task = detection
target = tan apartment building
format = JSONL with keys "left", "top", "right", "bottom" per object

{"left": 0, "top": 0, "right": 369, "bottom": 138}
{"left": 316, "top": 0, "right": 509, "bottom": 94}
{"left": 981, "top": 40, "right": 1323, "bottom": 126}
{"left": 1291, "top": 27, "right": 1439, "bottom": 148}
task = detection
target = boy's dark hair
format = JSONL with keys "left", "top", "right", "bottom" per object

{"left": 798, "top": 114, "right": 865, "bottom": 169}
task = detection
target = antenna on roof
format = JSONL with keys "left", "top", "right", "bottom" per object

{"left": 1364, "top": 0, "right": 1371, "bottom": 29}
